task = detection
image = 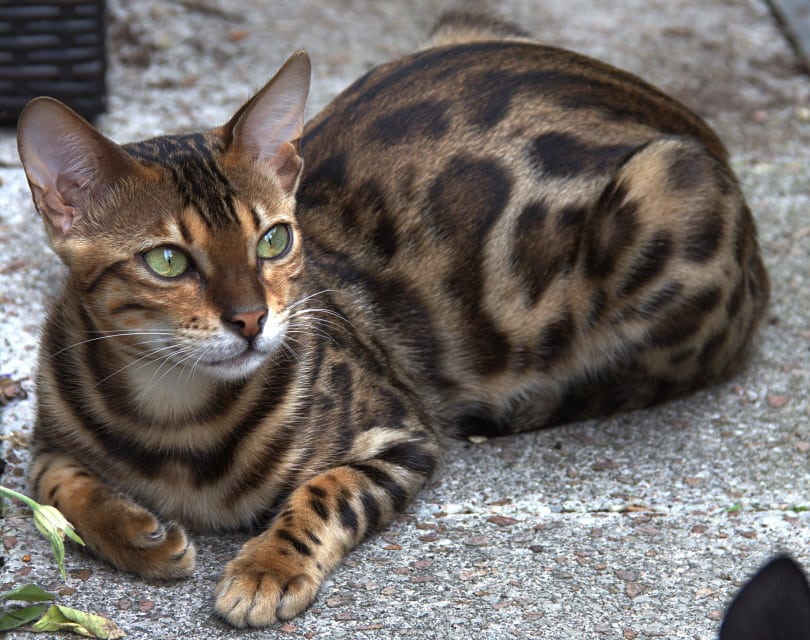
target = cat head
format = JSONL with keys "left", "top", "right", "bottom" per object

{"left": 17, "top": 51, "right": 312, "bottom": 382}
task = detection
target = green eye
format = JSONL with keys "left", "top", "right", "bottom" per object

{"left": 257, "top": 224, "right": 291, "bottom": 259}
{"left": 143, "top": 246, "right": 190, "bottom": 278}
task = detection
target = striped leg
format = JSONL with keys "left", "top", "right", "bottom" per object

{"left": 214, "top": 439, "right": 435, "bottom": 627}
{"left": 31, "top": 452, "right": 195, "bottom": 579}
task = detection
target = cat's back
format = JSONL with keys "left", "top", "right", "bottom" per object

{"left": 301, "top": 39, "right": 727, "bottom": 177}
{"left": 297, "top": 35, "right": 768, "bottom": 433}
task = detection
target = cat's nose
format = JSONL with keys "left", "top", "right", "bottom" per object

{"left": 227, "top": 308, "right": 267, "bottom": 339}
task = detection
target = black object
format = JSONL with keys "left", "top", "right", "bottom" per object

{"left": 0, "top": 0, "right": 106, "bottom": 124}
{"left": 720, "top": 555, "right": 810, "bottom": 640}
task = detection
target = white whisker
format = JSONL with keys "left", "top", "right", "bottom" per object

{"left": 52, "top": 331, "right": 175, "bottom": 356}
{"left": 288, "top": 289, "right": 336, "bottom": 311}
{"left": 93, "top": 339, "right": 199, "bottom": 387}
{"left": 142, "top": 345, "right": 201, "bottom": 396}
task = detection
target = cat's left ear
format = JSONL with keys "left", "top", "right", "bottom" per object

{"left": 17, "top": 97, "right": 138, "bottom": 240}
{"left": 226, "top": 50, "right": 311, "bottom": 194}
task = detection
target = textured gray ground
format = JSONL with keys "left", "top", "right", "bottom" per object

{"left": 2, "top": 1, "right": 809, "bottom": 638}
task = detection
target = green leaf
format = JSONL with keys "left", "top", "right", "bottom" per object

{"left": 0, "top": 604, "right": 50, "bottom": 631}
{"left": 30, "top": 604, "right": 125, "bottom": 639}
{"left": 0, "top": 583, "right": 56, "bottom": 603}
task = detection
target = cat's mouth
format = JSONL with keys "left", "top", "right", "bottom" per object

{"left": 202, "top": 347, "right": 269, "bottom": 380}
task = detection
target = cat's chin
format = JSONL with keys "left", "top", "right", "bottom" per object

{"left": 200, "top": 350, "right": 270, "bottom": 381}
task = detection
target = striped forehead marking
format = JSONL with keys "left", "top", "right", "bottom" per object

{"left": 125, "top": 133, "right": 238, "bottom": 229}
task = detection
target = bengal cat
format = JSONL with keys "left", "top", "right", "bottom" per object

{"left": 16, "top": 12, "right": 768, "bottom": 628}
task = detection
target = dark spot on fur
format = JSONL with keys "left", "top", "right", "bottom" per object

{"left": 428, "top": 154, "right": 514, "bottom": 375}
{"left": 618, "top": 230, "right": 673, "bottom": 297}
{"left": 532, "top": 310, "right": 574, "bottom": 369}
{"left": 337, "top": 492, "right": 359, "bottom": 534}
{"left": 667, "top": 145, "right": 711, "bottom": 191}
{"left": 424, "top": 154, "right": 511, "bottom": 243}
{"left": 636, "top": 281, "right": 683, "bottom": 318}
{"left": 683, "top": 212, "right": 724, "bottom": 263}
{"left": 647, "top": 287, "right": 722, "bottom": 347}
{"left": 358, "top": 275, "right": 450, "bottom": 390}
{"left": 585, "top": 182, "right": 640, "bottom": 279}
{"left": 529, "top": 132, "right": 637, "bottom": 178}
{"left": 376, "top": 441, "right": 436, "bottom": 474}
{"left": 297, "top": 153, "right": 348, "bottom": 209}
{"left": 368, "top": 100, "right": 450, "bottom": 144}
{"left": 726, "top": 278, "right": 745, "bottom": 318}
{"left": 669, "top": 347, "right": 696, "bottom": 366}
{"left": 512, "top": 200, "right": 566, "bottom": 305}
{"left": 350, "top": 463, "right": 408, "bottom": 512}
{"left": 586, "top": 288, "right": 609, "bottom": 326}
{"left": 699, "top": 329, "right": 729, "bottom": 370}
{"left": 557, "top": 205, "right": 586, "bottom": 231}
{"left": 733, "top": 206, "right": 755, "bottom": 265}
{"left": 305, "top": 529, "right": 323, "bottom": 545}
{"left": 360, "top": 491, "right": 382, "bottom": 530}
{"left": 444, "top": 266, "right": 512, "bottom": 374}
{"left": 370, "top": 211, "right": 399, "bottom": 261}
{"left": 362, "top": 389, "right": 408, "bottom": 430}
{"left": 309, "top": 497, "right": 329, "bottom": 522}
{"left": 277, "top": 529, "right": 312, "bottom": 557}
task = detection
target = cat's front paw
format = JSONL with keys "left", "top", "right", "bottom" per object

{"left": 214, "top": 555, "right": 320, "bottom": 627}
{"left": 86, "top": 496, "right": 196, "bottom": 580}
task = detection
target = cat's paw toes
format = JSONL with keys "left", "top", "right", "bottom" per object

{"left": 214, "top": 565, "right": 318, "bottom": 627}
{"left": 99, "top": 503, "right": 196, "bottom": 579}
{"left": 135, "top": 522, "right": 196, "bottom": 579}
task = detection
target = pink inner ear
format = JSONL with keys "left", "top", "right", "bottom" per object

{"left": 41, "top": 190, "right": 80, "bottom": 236}
{"left": 273, "top": 142, "right": 304, "bottom": 192}
{"left": 19, "top": 102, "right": 94, "bottom": 194}
{"left": 18, "top": 97, "right": 133, "bottom": 238}
{"left": 231, "top": 51, "right": 311, "bottom": 189}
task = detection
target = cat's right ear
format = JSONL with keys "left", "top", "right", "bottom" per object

{"left": 17, "top": 97, "right": 136, "bottom": 239}
{"left": 225, "top": 50, "right": 311, "bottom": 194}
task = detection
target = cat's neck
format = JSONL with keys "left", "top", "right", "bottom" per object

{"left": 125, "top": 359, "right": 225, "bottom": 424}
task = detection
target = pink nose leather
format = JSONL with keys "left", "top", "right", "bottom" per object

{"left": 229, "top": 309, "right": 266, "bottom": 339}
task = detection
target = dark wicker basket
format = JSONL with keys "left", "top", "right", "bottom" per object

{"left": 0, "top": 0, "right": 106, "bottom": 124}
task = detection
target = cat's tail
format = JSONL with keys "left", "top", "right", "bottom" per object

{"left": 420, "top": 9, "right": 534, "bottom": 50}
